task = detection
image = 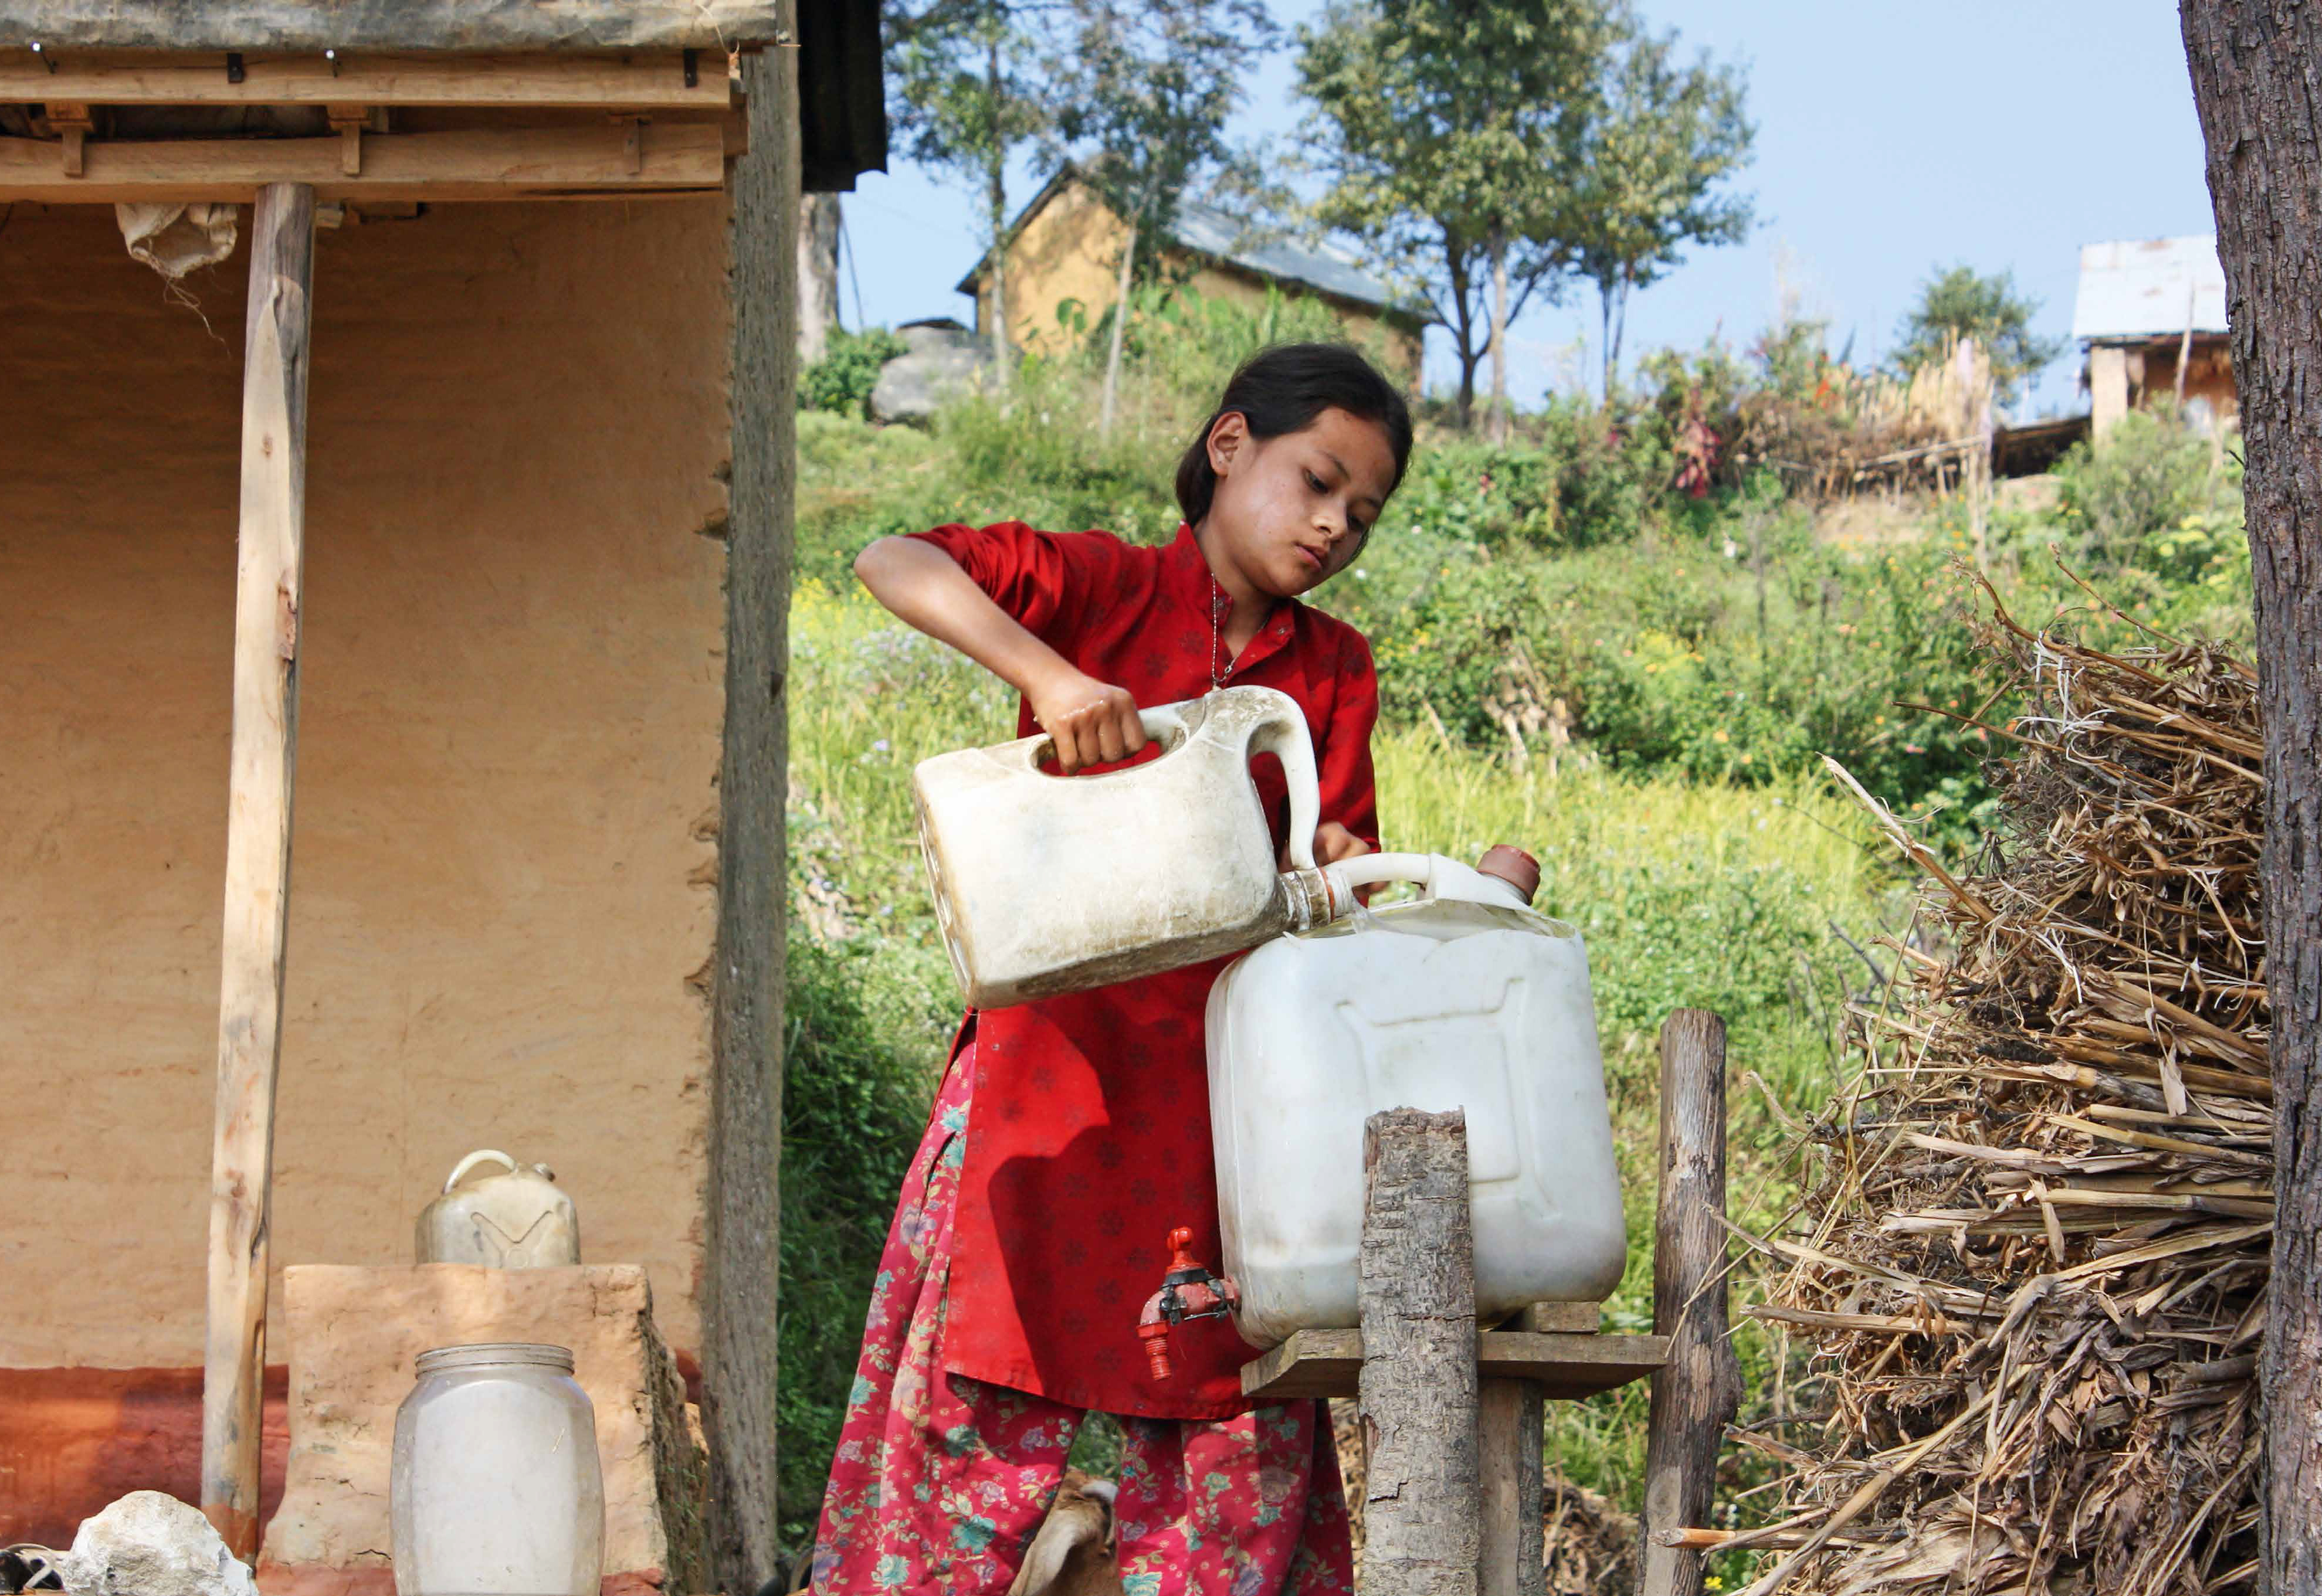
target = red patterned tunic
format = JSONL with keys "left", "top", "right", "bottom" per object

{"left": 905, "top": 519, "right": 1381, "bottom": 1419}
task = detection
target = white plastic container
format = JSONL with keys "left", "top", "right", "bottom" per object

{"left": 911, "top": 686, "right": 1349, "bottom": 1008}
{"left": 415, "top": 1150, "right": 581, "bottom": 1269}
{"left": 1206, "top": 850, "right": 1627, "bottom": 1346}
{"left": 390, "top": 1343, "right": 604, "bottom": 1596}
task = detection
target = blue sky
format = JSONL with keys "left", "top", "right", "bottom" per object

{"left": 836, "top": 1, "right": 2216, "bottom": 417}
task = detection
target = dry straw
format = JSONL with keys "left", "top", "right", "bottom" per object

{"left": 1719, "top": 570, "right": 2268, "bottom": 1596}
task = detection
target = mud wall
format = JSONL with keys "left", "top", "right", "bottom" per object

{"left": 1, "top": 198, "right": 728, "bottom": 1371}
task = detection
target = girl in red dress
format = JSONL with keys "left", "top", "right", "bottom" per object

{"left": 811, "top": 345, "right": 1413, "bottom": 1595}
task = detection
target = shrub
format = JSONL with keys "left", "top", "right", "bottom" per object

{"left": 798, "top": 325, "right": 910, "bottom": 420}
{"left": 2051, "top": 406, "right": 2244, "bottom": 588}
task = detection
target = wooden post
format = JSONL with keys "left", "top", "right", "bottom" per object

{"left": 1477, "top": 1380, "right": 1543, "bottom": 1596}
{"left": 201, "top": 179, "right": 316, "bottom": 1559}
{"left": 1636, "top": 1011, "right": 1742, "bottom": 1596}
{"left": 1359, "top": 1108, "right": 1480, "bottom": 1596}
{"left": 703, "top": 39, "right": 797, "bottom": 1596}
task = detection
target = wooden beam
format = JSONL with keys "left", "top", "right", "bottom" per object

{"left": 200, "top": 179, "right": 315, "bottom": 1563}
{"left": 1240, "top": 1328, "right": 1669, "bottom": 1404}
{"left": 0, "top": 49, "right": 734, "bottom": 110}
{"left": 1637, "top": 1011, "right": 1744, "bottom": 1596}
{"left": 701, "top": 40, "right": 793, "bottom": 1596}
{"left": 0, "top": 122, "right": 727, "bottom": 202}
{"left": 1358, "top": 1107, "right": 1481, "bottom": 1596}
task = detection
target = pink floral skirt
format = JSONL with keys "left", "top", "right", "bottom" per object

{"left": 809, "top": 1041, "right": 1355, "bottom": 1596}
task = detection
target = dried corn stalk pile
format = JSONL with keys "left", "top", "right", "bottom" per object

{"left": 1741, "top": 588, "right": 2269, "bottom": 1596}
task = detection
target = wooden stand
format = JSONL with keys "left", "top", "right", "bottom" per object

{"left": 1242, "top": 1010, "right": 1731, "bottom": 1596}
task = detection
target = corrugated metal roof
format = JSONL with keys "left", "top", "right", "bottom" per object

{"left": 1168, "top": 201, "right": 1406, "bottom": 314}
{"left": 2072, "top": 236, "right": 2228, "bottom": 342}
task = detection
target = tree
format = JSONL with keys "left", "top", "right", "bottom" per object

{"left": 1297, "top": 0, "right": 1615, "bottom": 436}
{"left": 886, "top": 0, "right": 1055, "bottom": 385}
{"left": 797, "top": 192, "right": 842, "bottom": 364}
{"left": 2181, "top": 5, "right": 2322, "bottom": 1590}
{"left": 1568, "top": 21, "right": 1752, "bottom": 399}
{"left": 1892, "top": 264, "right": 2063, "bottom": 400}
{"left": 1043, "top": 0, "right": 1276, "bottom": 432}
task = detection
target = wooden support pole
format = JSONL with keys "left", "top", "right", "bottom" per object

{"left": 1637, "top": 1011, "right": 1743, "bottom": 1596}
{"left": 1477, "top": 1380, "right": 1544, "bottom": 1596}
{"left": 1358, "top": 1108, "right": 1480, "bottom": 1596}
{"left": 200, "top": 179, "right": 315, "bottom": 1560}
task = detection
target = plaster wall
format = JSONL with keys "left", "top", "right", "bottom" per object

{"left": 0, "top": 198, "right": 729, "bottom": 1369}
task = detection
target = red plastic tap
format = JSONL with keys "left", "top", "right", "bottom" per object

{"left": 1134, "top": 1227, "right": 1241, "bottom": 1382}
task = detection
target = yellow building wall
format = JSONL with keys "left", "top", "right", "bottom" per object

{"left": 972, "top": 178, "right": 1423, "bottom": 383}
{"left": 2, "top": 199, "right": 729, "bottom": 1369}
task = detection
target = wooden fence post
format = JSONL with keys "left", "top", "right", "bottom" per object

{"left": 201, "top": 179, "right": 316, "bottom": 1559}
{"left": 1637, "top": 1010, "right": 1742, "bottom": 1596}
{"left": 1359, "top": 1108, "right": 1480, "bottom": 1596}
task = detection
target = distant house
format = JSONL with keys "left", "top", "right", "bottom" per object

{"left": 956, "top": 166, "right": 1425, "bottom": 381}
{"left": 2072, "top": 236, "right": 2234, "bottom": 437}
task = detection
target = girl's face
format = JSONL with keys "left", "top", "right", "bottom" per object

{"left": 1202, "top": 406, "right": 1399, "bottom": 599}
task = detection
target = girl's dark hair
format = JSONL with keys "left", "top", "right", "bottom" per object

{"left": 1174, "top": 342, "right": 1415, "bottom": 527}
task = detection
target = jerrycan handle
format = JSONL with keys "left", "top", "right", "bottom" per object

{"left": 1321, "top": 851, "right": 1531, "bottom": 908}
{"left": 1018, "top": 702, "right": 1194, "bottom": 772}
{"left": 1243, "top": 701, "right": 1320, "bottom": 872}
{"left": 441, "top": 1149, "right": 521, "bottom": 1193}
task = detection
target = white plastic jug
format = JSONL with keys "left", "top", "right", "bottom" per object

{"left": 912, "top": 686, "right": 1351, "bottom": 1009}
{"left": 1206, "top": 848, "right": 1627, "bottom": 1346}
{"left": 415, "top": 1150, "right": 581, "bottom": 1269}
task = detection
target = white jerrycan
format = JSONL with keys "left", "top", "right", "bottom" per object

{"left": 1206, "top": 847, "right": 1627, "bottom": 1346}
{"left": 911, "top": 685, "right": 1350, "bottom": 1009}
{"left": 416, "top": 1150, "right": 582, "bottom": 1268}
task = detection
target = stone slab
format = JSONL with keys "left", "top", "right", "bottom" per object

{"left": 256, "top": 1265, "right": 704, "bottom": 1595}
{"left": 0, "top": 3, "right": 783, "bottom": 50}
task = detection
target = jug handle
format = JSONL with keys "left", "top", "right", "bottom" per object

{"left": 1246, "top": 705, "right": 1321, "bottom": 873}
{"left": 1019, "top": 702, "right": 1194, "bottom": 772}
{"left": 442, "top": 1149, "right": 520, "bottom": 1193}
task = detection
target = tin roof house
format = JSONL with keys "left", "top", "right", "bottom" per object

{"left": 2072, "top": 235, "right": 2234, "bottom": 437}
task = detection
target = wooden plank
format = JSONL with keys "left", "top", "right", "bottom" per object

{"left": 1518, "top": 1299, "right": 1599, "bottom": 1334}
{"left": 1357, "top": 1107, "right": 1479, "bottom": 1596}
{"left": 0, "top": 122, "right": 726, "bottom": 202}
{"left": 199, "top": 179, "right": 314, "bottom": 1562}
{"left": 1477, "top": 1380, "right": 1544, "bottom": 1596}
{"left": 1638, "top": 1011, "right": 1744, "bottom": 1596}
{"left": 0, "top": 3, "right": 781, "bottom": 52}
{"left": 0, "top": 49, "right": 734, "bottom": 109}
{"left": 700, "top": 40, "right": 792, "bottom": 1596}
{"left": 1240, "top": 1329, "right": 1669, "bottom": 1403}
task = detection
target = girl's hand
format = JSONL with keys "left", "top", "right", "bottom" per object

{"left": 1029, "top": 667, "right": 1147, "bottom": 775}
{"left": 1287, "top": 823, "right": 1372, "bottom": 869}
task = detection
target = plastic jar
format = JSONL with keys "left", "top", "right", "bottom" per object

{"left": 390, "top": 1343, "right": 604, "bottom": 1596}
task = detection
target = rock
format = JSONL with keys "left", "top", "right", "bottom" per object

{"left": 869, "top": 321, "right": 992, "bottom": 425}
{"left": 58, "top": 1492, "right": 258, "bottom": 1596}
{"left": 257, "top": 1264, "right": 706, "bottom": 1596}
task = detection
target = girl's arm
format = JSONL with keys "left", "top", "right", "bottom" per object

{"left": 855, "top": 535, "right": 1147, "bottom": 774}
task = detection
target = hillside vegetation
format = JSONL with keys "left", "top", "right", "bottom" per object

{"left": 773, "top": 291, "right": 2252, "bottom": 1548}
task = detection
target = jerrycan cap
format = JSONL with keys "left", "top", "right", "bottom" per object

{"left": 1476, "top": 845, "right": 1540, "bottom": 905}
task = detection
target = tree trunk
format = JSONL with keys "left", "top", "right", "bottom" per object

{"left": 2181, "top": 9, "right": 2322, "bottom": 1591}
{"left": 1100, "top": 218, "right": 1136, "bottom": 435}
{"left": 1486, "top": 225, "right": 1510, "bottom": 444}
{"left": 1611, "top": 266, "right": 1633, "bottom": 396}
{"left": 1598, "top": 279, "right": 1615, "bottom": 403}
{"left": 985, "top": 34, "right": 1011, "bottom": 391}
{"left": 796, "top": 191, "right": 840, "bottom": 365}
